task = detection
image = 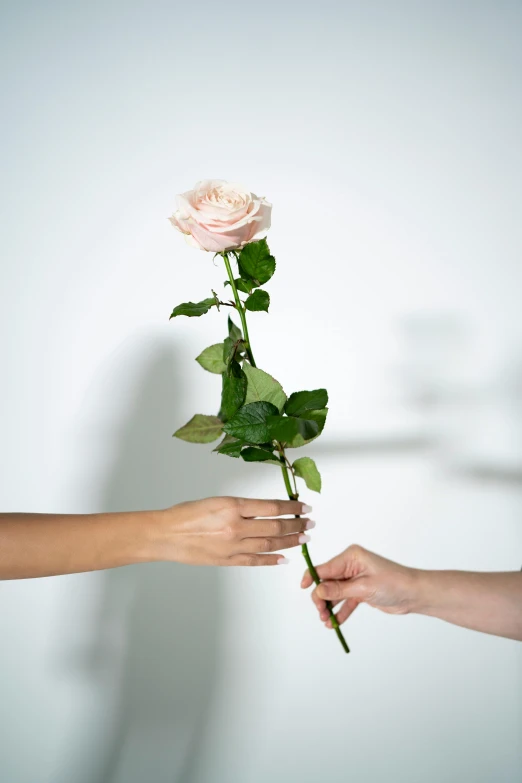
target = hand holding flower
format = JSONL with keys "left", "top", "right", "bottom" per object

{"left": 157, "top": 496, "right": 313, "bottom": 567}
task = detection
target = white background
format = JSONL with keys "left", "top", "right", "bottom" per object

{"left": 1, "top": 2, "right": 521, "bottom": 781}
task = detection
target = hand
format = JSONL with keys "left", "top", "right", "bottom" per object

{"left": 301, "top": 545, "right": 418, "bottom": 627}
{"left": 155, "top": 496, "right": 313, "bottom": 567}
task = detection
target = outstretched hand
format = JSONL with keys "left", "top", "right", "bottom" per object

{"left": 159, "top": 496, "right": 314, "bottom": 567}
{"left": 0, "top": 497, "right": 314, "bottom": 580}
{"left": 301, "top": 545, "right": 418, "bottom": 627}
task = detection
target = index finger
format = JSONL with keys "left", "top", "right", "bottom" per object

{"left": 301, "top": 569, "right": 314, "bottom": 589}
{"left": 238, "top": 498, "right": 311, "bottom": 519}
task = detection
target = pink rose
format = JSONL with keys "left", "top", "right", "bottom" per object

{"left": 169, "top": 180, "right": 272, "bottom": 253}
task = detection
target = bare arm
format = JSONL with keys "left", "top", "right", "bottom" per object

{"left": 414, "top": 569, "right": 522, "bottom": 640}
{"left": 302, "top": 545, "right": 522, "bottom": 642}
{"left": 0, "top": 497, "right": 312, "bottom": 579}
{"left": 0, "top": 510, "right": 155, "bottom": 579}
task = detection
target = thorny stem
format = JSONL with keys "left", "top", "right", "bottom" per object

{"left": 222, "top": 252, "right": 256, "bottom": 367}
{"left": 222, "top": 250, "right": 349, "bottom": 654}
{"left": 277, "top": 448, "right": 350, "bottom": 654}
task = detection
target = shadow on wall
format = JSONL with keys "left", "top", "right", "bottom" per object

{"left": 56, "top": 335, "right": 236, "bottom": 783}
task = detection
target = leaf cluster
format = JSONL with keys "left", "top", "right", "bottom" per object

{"left": 171, "top": 240, "right": 326, "bottom": 492}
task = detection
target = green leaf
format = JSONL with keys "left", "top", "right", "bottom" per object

{"left": 286, "top": 408, "right": 328, "bottom": 448}
{"left": 213, "top": 434, "right": 244, "bottom": 458}
{"left": 302, "top": 408, "right": 328, "bottom": 430}
{"left": 222, "top": 337, "right": 234, "bottom": 364}
{"left": 243, "top": 363, "right": 286, "bottom": 412}
{"left": 245, "top": 290, "right": 270, "bottom": 312}
{"left": 219, "top": 360, "right": 247, "bottom": 422}
{"left": 223, "top": 336, "right": 245, "bottom": 367}
{"left": 236, "top": 278, "right": 253, "bottom": 294}
{"left": 228, "top": 316, "right": 242, "bottom": 342}
{"left": 238, "top": 260, "right": 260, "bottom": 290}
{"left": 293, "top": 457, "right": 322, "bottom": 493}
{"left": 237, "top": 238, "right": 276, "bottom": 285}
{"left": 170, "top": 298, "right": 216, "bottom": 318}
{"left": 195, "top": 343, "right": 226, "bottom": 374}
{"left": 267, "top": 415, "right": 320, "bottom": 444}
{"left": 173, "top": 414, "right": 223, "bottom": 443}
{"left": 285, "top": 389, "right": 329, "bottom": 417}
{"left": 241, "top": 447, "right": 282, "bottom": 465}
{"left": 225, "top": 277, "right": 253, "bottom": 294}
{"left": 223, "top": 401, "right": 279, "bottom": 444}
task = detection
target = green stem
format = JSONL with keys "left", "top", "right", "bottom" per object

{"left": 301, "top": 538, "right": 350, "bottom": 654}
{"left": 280, "top": 459, "right": 295, "bottom": 500}
{"left": 222, "top": 252, "right": 256, "bottom": 367}
{"left": 277, "top": 449, "right": 350, "bottom": 654}
{"left": 222, "top": 252, "right": 349, "bottom": 654}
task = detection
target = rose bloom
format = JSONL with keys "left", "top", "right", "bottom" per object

{"left": 169, "top": 180, "right": 272, "bottom": 253}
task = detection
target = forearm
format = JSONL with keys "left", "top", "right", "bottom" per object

{"left": 412, "top": 569, "right": 522, "bottom": 641}
{"left": 0, "top": 511, "right": 160, "bottom": 579}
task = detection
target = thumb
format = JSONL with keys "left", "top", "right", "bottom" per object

{"left": 316, "top": 578, "right": 369, "bottom": 602}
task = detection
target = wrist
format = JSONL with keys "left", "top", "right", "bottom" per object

{"left": 144, "top": 505, "right": 184, "bottom": 562}
{"left": 124, "top": 509, "right": 171, "bottom": 564}
{"left": 408, "top": 569, "right": 438, "bottom": 615}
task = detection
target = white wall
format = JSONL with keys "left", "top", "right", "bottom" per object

{"left": 1, "top": 2, "right": 521, "bottom": 781}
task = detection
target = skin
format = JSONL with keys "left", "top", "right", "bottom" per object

{"left": 0, "top": 497, "right": 313, "bottom": 580}
{"left": 301, "top": 545, "right": 522, "bottom": 642}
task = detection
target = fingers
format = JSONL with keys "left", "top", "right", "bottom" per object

{"left": 316, "top": 595, "right": 356, "bottom": 624}
{"left": 332, "top": 599, "right": 360, "bottom": 626}
{"left": 314, "top": 592, "right": 342, "bottom": 611}
{"left": 301, "top": 570, "right": 312, "bottom": 588}
{"left": 300, "top": 553, "right": 350, "bottom": 589}
{"left": 227, "top": 553, "right": 289, "bottom": 567}
{"left": 237, "top": 498, "right": 310, "bottom": 519}
{"left": 314, "top": 552, "right": 353, "bottom": 581}
{"left": 242, "top": 533, "right": 309, "bottom": 554}
{"left": 301, "top": 571, "right": 346, "bottom": 596}
{"left": 315, "top": 592, "right": 359, "bottom": 626}
{"left": 239, "top": 517, "right": 314, "bottom": 539}
{"left": 316, "top": 580, "right": 345, "bottom": 601}
{"left": 316, "top": 578, "right": 369, "bottom": 602}
{"left": 311, "top": 587, "right": 340, "bottom": 617}
{"left": 301, "top": 570, "right": 314, "bottom": 589}
{"left": 314, "top": 596, "right": 328, "bottom": 617}
{"left": 302, "top": 571, "right": 345, "bottom": 621}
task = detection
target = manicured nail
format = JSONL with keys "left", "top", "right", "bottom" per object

{"left": 278, "top": 557, "right": 290, "bottom": 565}
{"left": 302, "top": 504, "right": 312, "bottom": 513}
{"left": 305, "top": 519, "right": 316, "bottom": 530}
{"left": 299, "top": 534, "right": 311, "bottom": 544}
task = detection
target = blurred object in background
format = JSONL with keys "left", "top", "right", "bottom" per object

{"left": 400, "top": 312, "right": 474, "bottom": 410}
{"left": 458, "top": 343, "right": 522, "bottom": 482}
{"left": 399, "top": 314, "right": 522, "bottom": 481}
{"left": 399, "top": 312, "right": 478, "bottom": 459}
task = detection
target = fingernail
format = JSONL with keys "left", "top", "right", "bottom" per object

{"left": 305, "top": 519, "right": 316, "bottom": 530}
{"left": 302, "top": 504, "right": 312, "bottom": 513}
{"left": 299, "top": 534, "right": 311, "bottom": 544}
{"left": 277, "top": 557, "right": 289, "bottom": 565}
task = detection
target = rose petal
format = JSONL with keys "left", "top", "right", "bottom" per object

{"left": 169, "top": 182, "right": 272, "bottom": 252}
